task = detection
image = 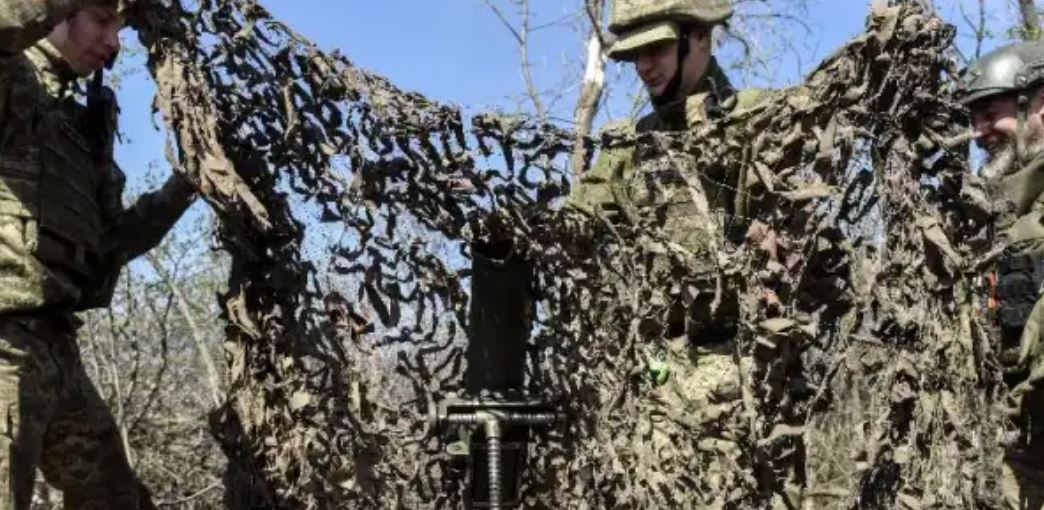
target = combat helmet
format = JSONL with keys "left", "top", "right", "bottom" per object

{"left": 607, "top": 0, "right": 732, "bottom": 61}
{"left": 957, "top": 42, "right": 1044, "bottom": 161}
{"left": 957, "top": 42, "right": 1044, "bottom": 106}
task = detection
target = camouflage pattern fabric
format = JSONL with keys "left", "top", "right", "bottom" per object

{"left": 1001, "top": 417, "right": 1044, "bottom": 510}
{"left": 1000, "top": 382, "right": 1043, "bottom": 509}
{"left": 570, "top": 58, "right": 736, "bottom": 241}
{"left": 999, "top": 281, "right": 1044, "bottom": 510}
{"left": 0, "top": 317, "right": 156, "bottom": 509}
{"left": 0, "top": 0, "right": 196, "bottom": 316}
{"left": 993, "top": 152, "right": 1044, "bottom": 253}
{"left": 608, "top": 0, "right": 733, "bottom": 34}
{"left": 642, "top": 343, "right": 749, "bottom": 509}
{"left": 569, "top": 57, "right": 759, "bottom": 339}
{"left": 987, "top": 150, "right": 1044, "bottom": 510}
{"left": 120, "top": 3, "right": 981, "bottom": 507}
{"left": 0, "top": 0, "right": 195, "bottom": 505}
{"left": 568, "top": 57, "right": 802, "bottom": 509}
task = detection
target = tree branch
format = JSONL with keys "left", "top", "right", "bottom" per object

{"left": 147, "top": 251, "right": 224, "bottom": 409}
{"left": 483, "top": 0, "right": 548, "bottom": 120}
{"left": 571, "top": 0, "right": 608, "bottom": 175}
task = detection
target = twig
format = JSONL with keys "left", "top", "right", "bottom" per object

{"left": 147, "top": 251, "right": 224, "bottom": 409}
{"left": 482, "top": 0, "right": 548, "bottom": 120}
{"left": 157, "top": 482, "right": 222, "bottom": 507}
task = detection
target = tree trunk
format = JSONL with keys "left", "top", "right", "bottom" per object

{"left": 1020, "top": 0, "right": 1042, "bottom": 41}
{"left": 571, "top": 0, "right": 608, "bottom": 176}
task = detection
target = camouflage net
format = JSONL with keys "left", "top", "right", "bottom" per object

{"left": 126, "top": 1, "right": 1007, "bottom": 508}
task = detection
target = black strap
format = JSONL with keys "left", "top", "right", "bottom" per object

{"left": 997, "top": 252, "right": 1044, "bottom": 346}
{"left": 86, "top": 53, "right": 117, "bottom": 166}
{"left": 87, "top": 69, "right": 107, "bottom": 164}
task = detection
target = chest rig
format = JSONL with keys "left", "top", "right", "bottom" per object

{"left": 616, "top": 72, "right": 743, "bottom": 344}
{"left": 994, "top": 252, "right": 1044, "bottom": 371}
{"left": 0, "top": 51, "right": 116, "bottom": 309}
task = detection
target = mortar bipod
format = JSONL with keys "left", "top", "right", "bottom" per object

{"left": 435, "top": 398, "right": 560, "bottom": 509}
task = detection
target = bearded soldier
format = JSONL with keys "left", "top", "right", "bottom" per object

{"left": 567, "top": 0, "right": 801, "bottom": 507}
{"left": 0, "top": 1, "right": 197, "bottom": 508}
{"left": 957, "top": 43, "right": 1044, "bottom": 509}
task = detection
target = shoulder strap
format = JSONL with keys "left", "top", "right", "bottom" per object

{"left": 86, "top": 68, "right": 118, "bottom": 165}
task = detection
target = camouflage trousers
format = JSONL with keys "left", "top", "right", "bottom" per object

{"left": 0, "top": 316, "right": 156, "bottom": 509}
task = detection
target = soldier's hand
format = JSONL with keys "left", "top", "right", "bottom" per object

{"left": 999, "top": 388, "right": 1025, "bottom": 422}
{"left": 168, "top": 171, "right": 200, "bottom": 197}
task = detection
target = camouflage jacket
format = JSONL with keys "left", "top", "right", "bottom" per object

{"left": 0, "top": 0, "right": 196, "bottom": 315}
{"left": 568, "top": 58, "right": 765, "bottom": 342}
{"left": 569, "top": 57, "right": 763, "bottom": 257}
{"left": 993, "top": 151, "right": 1044, "bottom": 251}
{"left": 988, "top": 152, "right": 1044, "bottom": 441}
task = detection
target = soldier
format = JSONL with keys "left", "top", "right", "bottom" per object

{"left": 0, "top": 1, "right": 197, "bottom": 508}
{"left": 957, "top": 42, "right": 1044, "bottom": 509}
{"left": 567, "top": 0, "right": 800, "bottom": 508}
{"left": 570, "top": 0, "right": 766, "bottom": 336}
{"left": 571, "top": 0, "right": 757, "bottom": 334}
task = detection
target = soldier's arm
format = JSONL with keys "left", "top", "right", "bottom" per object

{"left": 1004, "top": 294, "right": 1044, "bottom": 416}
{"left": 101, "top": 168, "right": 198, "bottom": 264}
{"left": 0, "top": 0, "right": 113, "bottom": 56}
{"left": 565, "top": 124, "right": 637, "bottom": 224}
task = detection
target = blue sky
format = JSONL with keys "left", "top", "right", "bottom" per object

{"left": 112, "top": 0, "right": 1020, "bottom": 187}
{"left": 113, "top": 1, "right": 859, "bottom": 179}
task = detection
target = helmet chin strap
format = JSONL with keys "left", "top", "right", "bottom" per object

{"left": 651, "top": 28, "right": 691, "bottom": 108}
{"left": 1017, "top": 92, "right": 1029, "bottom": 166}
{"left": 87, "top": 52, "right": 118, "bottom": 165}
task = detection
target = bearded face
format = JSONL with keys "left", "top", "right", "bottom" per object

{"left": 979, "top": 130, "right": 1044, "bottom": 180}
{"left": 971, "top": 91, "right": 1044, "bottom": 179}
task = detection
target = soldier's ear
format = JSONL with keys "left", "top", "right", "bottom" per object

{"left": 690, "top": 26, "right": 712, "bottom": 51}
{"left": 46, "top": 17, "right": 71, "bottom": 48}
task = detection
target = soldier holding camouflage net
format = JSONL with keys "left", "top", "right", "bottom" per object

{"left": 0, "top": 0, "right": 197, "bottom": 508}
{"left": 568, "top": 0, "right": 802, "bottom": 507}
{"left": 957, "top": 42, "right": 1044, "bottom": 509}
{"left": 570, "top": 0, "right": 763, "bottom": 335}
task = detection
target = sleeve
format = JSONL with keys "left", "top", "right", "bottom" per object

{"left": 0, "top": 0, "right": 115, "bottom": 57}
{"left": 101, "top": 167, "right": 197, "bottom": 264}
{"left": 565, "top": 123, "right": 638, "bottom": 224}
{"left": 1005, "top": 294, "right": 1044, "bottom": 416}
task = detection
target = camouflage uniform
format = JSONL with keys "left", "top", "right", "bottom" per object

{"left": 569, "top": 58, "right": 760, "bottom": 340}
{"left": 956, "top": 42, "right": 1044, "bottom": 510}
{"left": 571, "top": 70, "right": 790, "bottom": 510}
{"left": 0, "top": 1, "right": 196, "bottom": 507}
{"left": 568, "top": 1, "right": 800, "bottom": 507}
{"left": 989, "top": 152, "right": 1044, "bottom": 510}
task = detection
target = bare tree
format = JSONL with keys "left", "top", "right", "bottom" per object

{"left": 146, "top": 250, "right": 224, "bottom": 408}
{"left": 32, "top": 203, "right": 228, "bottom": 509}
{"left": 1019, "top": 0, "right": 1042, "bottom": 40}
{"left": 482, "top": 0, "right": 550, "bottom": 120}
{"left": 571, "top": 0, "right": 608, "bottom": 175}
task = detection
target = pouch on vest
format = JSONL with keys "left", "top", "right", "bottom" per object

{"left": 996, "top": 252, "right": 1044, "bottom": 351}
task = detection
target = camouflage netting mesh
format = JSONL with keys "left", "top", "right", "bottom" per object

{"left": 125, "top": 0, "right": 1008, "bottom": 508}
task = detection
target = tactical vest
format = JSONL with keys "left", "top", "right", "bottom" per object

{"left": 995, "top": 253, "right": 1044, "bottom": 363}
{"left": 986, "top": 152, "right": 1044, "bottom": 380}
{"left": 623, "top": 60, "right": 764, "bottom": 341}
{"left": 623, "top": 59, "right": 761, "bottom": 252}
{"left": 0, "top": 44, "right": 116, "bottom": 312}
